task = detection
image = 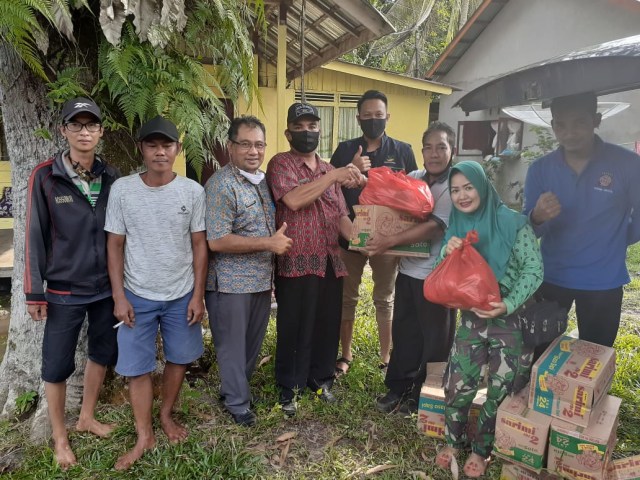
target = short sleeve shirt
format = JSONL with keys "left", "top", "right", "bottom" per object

{"left": 104, "top": 174, "right": 206, "bottom": 301}
{"left": 399, "top": 169, "right": 452, "bottom": 280}
{"left": 205, "top": 164, "right": 275, "bottom": 293}
{"left": 266, "top": 151, "right": 349, "bottom": 278}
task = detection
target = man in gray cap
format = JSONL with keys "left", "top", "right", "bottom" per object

{"left": 266, "top": 103, "right": 361, "bottom": 417}
{"left": 105, "top": 116, "right": 207, "bottom": 470}
{"left": 25, "top": 97, "right": 119, "bottom": 469}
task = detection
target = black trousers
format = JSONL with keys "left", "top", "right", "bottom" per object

{"left": 385, "top": 273, "right": 455, "bottom": 398}
{"left": 534, "top": 282, "right": 623, "bottom": 359}
{"left": 274, "top": 262, "right": 343, "bottom": 402}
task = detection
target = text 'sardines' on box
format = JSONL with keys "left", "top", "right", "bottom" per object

{"left": 528, "top": 336, "right": 616, "bottom": 427}
{"left": 547, "top": 394, "right": 621, "bottom": 480}
{"left": 349, "top": 205, "right": 430, "bottom": 257}
{"left": 494, "top": 384, "right": 552, "bottom": 472}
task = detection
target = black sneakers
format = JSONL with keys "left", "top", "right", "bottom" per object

{"left": 396, "top": 397, "right": 418, "bottom": 415}
{"left": 281, "top": 400, "right": 297, "bottom": 418}
{"left": 231, "top": 408, "right": 257, "bottom": 427}
{"left": 376, "top": 391, "right": 403, "bottom": 413}
{"left": 315, "top": 385, "right": 337, "bottom": 404}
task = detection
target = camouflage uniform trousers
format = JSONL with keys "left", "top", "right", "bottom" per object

{"left": 443, "top": 310, "right": 532, "bottom": 458}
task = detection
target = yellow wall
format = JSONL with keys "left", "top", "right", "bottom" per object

{"left": 237, "top": 64, "right": 432, "bottom": 165}
{"left": 0, "top": 162, "right": 12, "bottom": 230}
{"left": 237, "top": 87, "right": 295, "bottom": 160}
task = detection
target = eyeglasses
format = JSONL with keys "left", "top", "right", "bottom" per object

{"left": 230, "top": 140, "right": 267, "bottom": 151}
{"left": 64, "top": 122, "right": 102, "bottom": 133}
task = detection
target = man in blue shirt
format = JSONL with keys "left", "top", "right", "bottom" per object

{"left": 523, "top": 92, "right": 640, "bottom": 347}
{"left": 330, "top": 90, "right": 417, "bottom": 375}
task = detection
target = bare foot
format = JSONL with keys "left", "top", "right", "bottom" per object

{"left": 114, "top": 435, "right": 155, "bottom": 471}
{"left": 435, "top": 446, "right": 459, "bottom": 469}
{"left": 160, "top": 415, "right": 188, "bottom": 443}
{"left": 76, "top": 417, "right": 116, "bottom": 438}
{"left": 53, "top": 438, "right": 77, "bottom": 470}
{"left": 463, "top": 453, "right": 491, "bottom": 478}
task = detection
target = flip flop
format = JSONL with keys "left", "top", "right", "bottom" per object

{"left": 463, "top": 453, "right": 491, "bottom": 478}
{"left": 335, "top": 357, "right": 352, "bottom": 377}
{"left": 435, "top": 446, "right": 459, "bottom": 470}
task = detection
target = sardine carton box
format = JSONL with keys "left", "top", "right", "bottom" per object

{"left": 494, "top": 385, "right": 552, "bottom": 472}
{"left": 547, "top": 394, "right": 621, "bottom": 480}
{"left": 607, "top": 455, "right": 640, "bottom": 480}
{"left": 417, "top": 362, "right": 486, "bottom": 439}
{"left": 500, "top": 462, "right": 562, "bottom": 480}
{"left": 528, "top": 336, "right": 616, "bottom": 427}
{"left": 350, "top": 205, "right": 430, "bottom": 257}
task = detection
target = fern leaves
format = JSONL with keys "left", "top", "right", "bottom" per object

{"left": 4, "top": 0, "right": 263, "bottom": 176}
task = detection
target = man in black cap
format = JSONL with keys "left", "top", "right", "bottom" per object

{"left": 266, "top": 103, "right": 361, "bottom": 416}
{"left": 25, "top": 97, "right": 119, "bottom": 469}
{"left": 105, "top": 116, "right": 207, "bottom": 470}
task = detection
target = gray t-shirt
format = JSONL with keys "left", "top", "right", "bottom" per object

{"left": 399, "top": 169, "right": 452, "bottom": 280}
{"left": 105, "top": 173, "right": 206, "bottom": 301}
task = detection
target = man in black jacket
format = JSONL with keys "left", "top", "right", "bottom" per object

{"left": 24, "top": 97, "right": 119, "bottom": 469}
{"left": 330, "top": 90, "right": 417, "bottom": 374}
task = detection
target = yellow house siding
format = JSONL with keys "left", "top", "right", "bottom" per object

{"left": 291, "top": 68, "right": 432, "bottom": 161}
{"left": 233, "top": 62, "right": 446, "bottom": 167}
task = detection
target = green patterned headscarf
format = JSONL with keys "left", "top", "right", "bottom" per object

{"left": 445, "top": 161, "right": 527, "bottom": 280}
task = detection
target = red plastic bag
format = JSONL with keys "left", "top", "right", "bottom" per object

{"left": 359, "top": 167, "right": 434, "bottom": 219}
{"left": 423, "top": 230, "right": 501, "bottom": 311}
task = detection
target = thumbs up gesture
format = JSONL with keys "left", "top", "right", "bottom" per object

{"left": 352, "top": 145, "right": 371, "bottom": 173}
{"left": 269, "top": 222, "right": 293, "bottom": 254}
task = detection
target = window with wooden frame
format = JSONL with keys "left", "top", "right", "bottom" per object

{"left": 295, "top": 92, "right": 362, "bottom": 159}
{"left": 457, "top": 118, "right": 524, "bottom": 159}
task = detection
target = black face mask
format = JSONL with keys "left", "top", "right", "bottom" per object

{"left": 288, "top": 130, "right": 320, "bottom": 154}
{"left": 360, "top": 118, "right": 386, "bottom": 139}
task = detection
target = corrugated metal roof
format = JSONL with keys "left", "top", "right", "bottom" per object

{"left": 258, "top": 0, "right": 395, "bottom": 81}
{"left": 426, "top": 0, "right": 510, "bottom": 80}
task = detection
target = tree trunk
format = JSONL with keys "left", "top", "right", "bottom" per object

{"left": 0, "top": 42, "right": 88, "bottom": 443}
{"left": 459, "top": 0, "right": 470, "bottom": 30}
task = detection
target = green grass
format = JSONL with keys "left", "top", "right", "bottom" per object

{"left": 1, "top": 256, "right": 640, "bottom": 478}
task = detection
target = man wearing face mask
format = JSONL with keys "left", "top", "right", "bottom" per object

{"left": 204, "top": 116, "right": 292, "bottom": 427}
{"left": 330, "top": 90, "right": 417, "bottom": 376}
{"left": 266, "top": 102, "right": 361, "bottom": 417}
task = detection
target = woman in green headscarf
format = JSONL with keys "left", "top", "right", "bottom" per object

{"left": 434, "top": 161, "right": 543, "bottom": 477}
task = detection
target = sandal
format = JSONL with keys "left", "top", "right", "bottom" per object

{"left": 463, "top": 453, "right": 491, "bottom": 478}
{"left": 435, "top": 446, "right": 459, "bottom": 470}
{"left": 335, "top": 357, "right": 352, "bottom": 377}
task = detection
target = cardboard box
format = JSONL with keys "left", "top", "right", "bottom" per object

{"left": 500, "top": 462, "right": 562, "bottom": 480}
{"left": 547, "top": 394, "right": 621, "bottom": 480}
{"left": 417, "top": 362, "right": 486, "bottom": 440}
{"left": 349, "top": 205, "right": 430, "bottom": 257}
{"left": 494, "top": 386, "right": 553, "bottom": 472}
{"left": 608, "top": 455, "right": 640, "bottom": 480}
{"left": 529, "top": 336, "right": 616, "bottom": 427}
{"left": 417, "top": 362, "right": 447, "bottom": 438}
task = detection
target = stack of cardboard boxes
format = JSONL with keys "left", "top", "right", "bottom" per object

{"left": 415, "top": 335, "right": 635, "bottom": 480}
{"left": 494, "top": 335, "right": 623, "bottom": 480}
